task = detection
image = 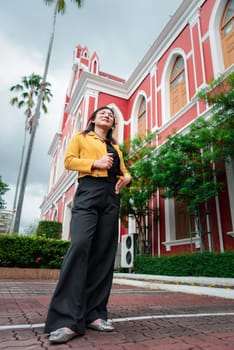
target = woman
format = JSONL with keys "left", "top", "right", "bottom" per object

{"left": 44, "top": 106, "right": 132, "bottom": 344}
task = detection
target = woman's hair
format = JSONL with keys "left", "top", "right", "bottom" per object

{"left": 82, "top": 106, "right": 117, "bottom": 144}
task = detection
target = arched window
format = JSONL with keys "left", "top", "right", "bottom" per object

{"left": 137, "top": 96, "right": 146, "bottom": 136}
{"left": 220, "top": 0, "right": 234, "bottom": 68}
{"left": 93, "top": 60, "right": 98, "bottom": 74}
{"left": 170, "top": 56, "right": 187, "bottom": 116}
{"left": 82, "top": 50, "right": 88, "bottom": 58}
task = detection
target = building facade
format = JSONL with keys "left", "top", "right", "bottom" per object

{"left": 40, "top": 0, "right": 234, "bottom": 256}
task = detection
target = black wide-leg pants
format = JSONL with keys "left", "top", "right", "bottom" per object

{"left": 44, "top": 177, "right": 120, "bottom": 335}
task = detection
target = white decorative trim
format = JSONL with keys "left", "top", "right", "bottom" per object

{"left": 108, "top": 103, "right": 124, "bottom": 144}
{"left": 165, "top": 199, "right": 175, "bottom": 242}
{"left": 188, "top": 8, "right": 200, "bottom": 27}
{"left": 162, "top": 237, "right": 200, "bottom": 252}
{"left": 227, "top": 232, "right": 234, "bottom": 238}
{"left": 40, "top": 171, "right": 77, "bottom": 213}
{"left": 208, "top": 0, "right": 226, "bottom": 76}
{"left": 48, "top": 132, "right": 62, "bottom": 156}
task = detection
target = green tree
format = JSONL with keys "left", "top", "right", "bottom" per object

{"left": 152, "top": 73, "right": 234, "bottom": 252}
{"left": 197, "top": 73, "right": 234, "bottom": 161}
{"left": 10, "top": 74, "right": 52, "bottom": 233}
{"left": 120, "top": 133, "right": 157, "bottom": 254}
{"left": 120, "top": 73, "right": 234, "bottom": 255}
{"left": 12, "top": 0, "right": 83, "bottom": 232}
{"left": 0, "top": 176, "right": 10, "bottom": 209}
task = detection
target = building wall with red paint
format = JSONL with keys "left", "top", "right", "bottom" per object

{"left": 40, "top": 0, "right": 234, "bottom": 256}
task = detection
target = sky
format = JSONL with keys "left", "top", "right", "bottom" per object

{"left": 0, "top": 0, "right": 182, "bottom": 233}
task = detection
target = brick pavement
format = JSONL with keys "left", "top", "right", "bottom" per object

{"left": 0, "top": 280, "right": 234, "bottom": 349}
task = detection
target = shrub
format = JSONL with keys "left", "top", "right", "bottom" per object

{"left": 133, "top": 252, "right": 234, "bottom": 278}
{"left": 36, "top": 220, "right": 62, "bottom": 239}
{"left": 0, "top": 234, "right": 69, "bottom": 269}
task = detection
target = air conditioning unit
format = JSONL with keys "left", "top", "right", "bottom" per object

{"left": 121, "top": 233, "right": 134, "bottom": 268}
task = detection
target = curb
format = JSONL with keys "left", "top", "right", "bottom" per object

{"left": 0, "top": 267, "right": 60, "bottom": 280}
{"left": 113, "top": 273, "right": 234, "bottom": 299}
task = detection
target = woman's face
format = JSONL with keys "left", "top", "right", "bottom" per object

{"left": 93, "top": 108, "right": 115, "bottom": 129}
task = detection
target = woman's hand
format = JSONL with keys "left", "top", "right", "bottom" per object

{"left": 115, "top": 175, "right": 132, "bottom": 194}
{"left": 92, "top": 153, "right": 113, "bottom": 170}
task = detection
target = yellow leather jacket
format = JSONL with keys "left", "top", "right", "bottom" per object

{"left": 64, "top": 131, "right": 130, "bottom": 179}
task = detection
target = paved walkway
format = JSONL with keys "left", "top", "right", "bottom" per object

{"left": 0, "top": 274, "right": 234, "bottom": 349}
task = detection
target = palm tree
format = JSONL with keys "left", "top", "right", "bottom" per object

{"left": 10, "top": 74, "right": 52, "bottom": 232}
{"left": 12, "top": 0, "right": 83, "bottom": 232}
{"left": 10, "top": 73, "right": 52, "bottom": 133}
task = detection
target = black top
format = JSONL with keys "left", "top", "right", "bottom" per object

{"left": 106, "top": 142, "right": 120, "bottom": 179}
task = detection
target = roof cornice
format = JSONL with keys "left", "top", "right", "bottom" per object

{"left": 48, "top": 132, "right": 62, "bottom": 156}
{"left": 67, "top": 0, "right": 207, "bottom": 114}
{"left": 67, "top": 72, "right": 128, "bottom": 114}
{"left": 125, "top": 0, "right": 206, "bottom": 91}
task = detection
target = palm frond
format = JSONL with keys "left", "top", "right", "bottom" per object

{"left": 10, "top": 84, "right": 23, "bottom": 92}
{"left": 10, "top": 97, "right": 19, "bottom": 106}
{"left": 43, "top": 0, "right": 54, "bottom": 6}
{"left": 44, "top": 0, "right": 83, "bottom": 14}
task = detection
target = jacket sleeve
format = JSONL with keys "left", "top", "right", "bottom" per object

{"left": 64, "top": 133, "right": 94, "bottom": 173}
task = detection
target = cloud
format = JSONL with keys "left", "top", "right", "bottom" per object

{"left": 0, "top": 0, "right": 183, "bottom": 232}
{"left": 0, "top": 33, "right": 44, "bottom": 87}
{"left": 0, "top": 31, "right": 68, "bottom": 232}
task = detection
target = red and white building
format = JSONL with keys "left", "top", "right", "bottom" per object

{"left": 40, "top": 0, "right": 234, "bottom": 256}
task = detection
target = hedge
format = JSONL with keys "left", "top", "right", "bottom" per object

{"left": 133, "top": 252, "right": 234, "bottom": 278}
{"left": 1, "top": 235, "right": 234, "bottom": 277}
{"left": 0, "top": 235, "right": 70, "bottom": 269}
